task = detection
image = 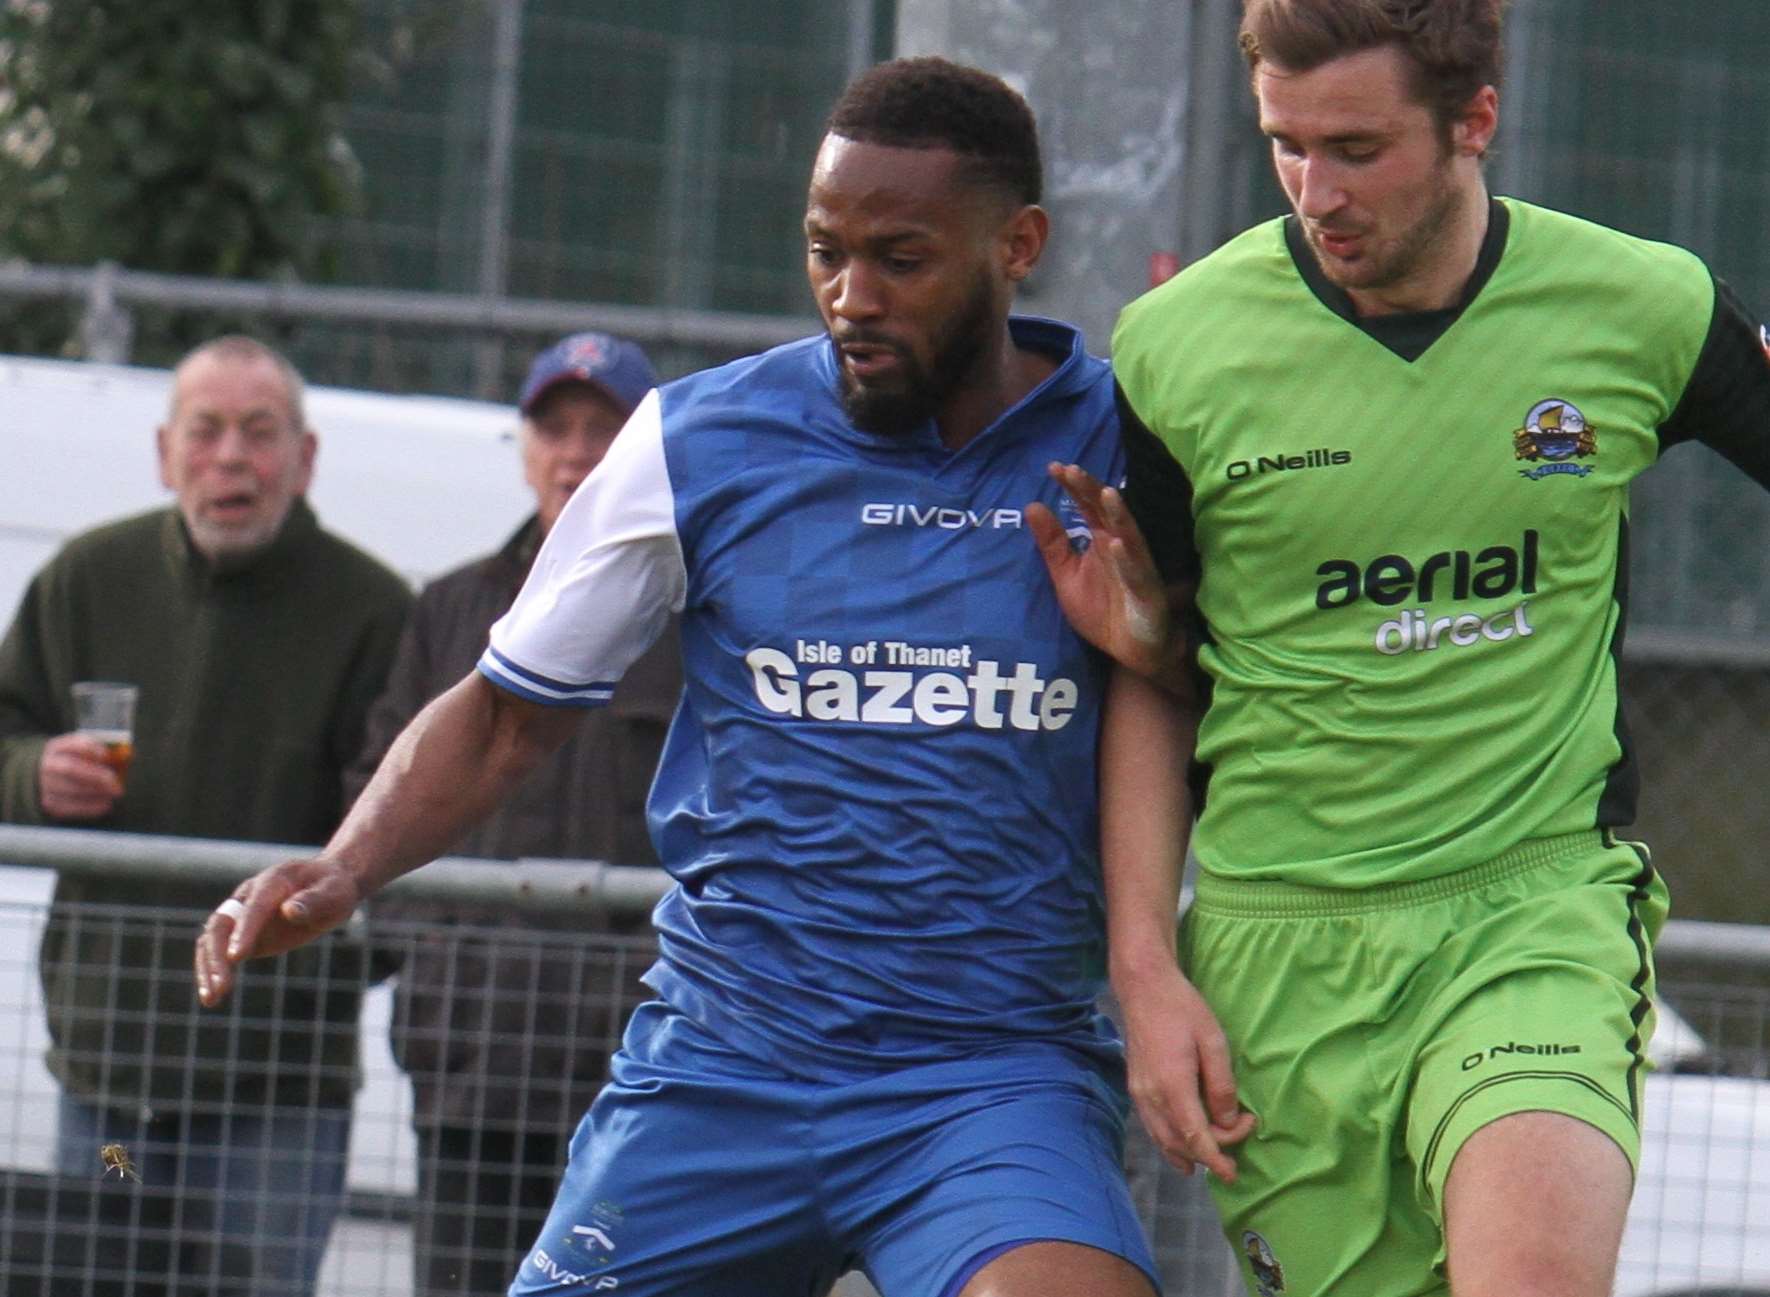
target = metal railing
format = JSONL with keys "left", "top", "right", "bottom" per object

{"left": 0, "top": 826, "right": 1765, "bottom": 1297}
{"left": 0, "top": 825, "right": 671, "bottom": 917}
{"left": 0, "top": 261, "right": 817, "bottom": 371}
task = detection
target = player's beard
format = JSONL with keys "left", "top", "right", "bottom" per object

{"left": 835, "top": 271, "right": 994, "bottom": 438}
{"left": 1306, "top": 149, "right": 1464, "bottom": 297}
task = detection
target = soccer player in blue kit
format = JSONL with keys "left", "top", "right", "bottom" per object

{"left": 196, "top": 58, "right": 1212, "bottom": 1297}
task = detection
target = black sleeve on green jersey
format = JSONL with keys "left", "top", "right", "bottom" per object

{"left": 1116, "top": 381, "right": 1201, "bottom": 585}
{"left": 1657, "top": 274, "right": 1770, "bottom": 489}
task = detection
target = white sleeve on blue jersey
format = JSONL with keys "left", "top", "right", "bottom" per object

{"left": 478, "top": 390, "right": 685, "bottom": 707}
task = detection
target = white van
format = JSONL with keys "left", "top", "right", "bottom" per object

{"left": 0, "top": 351, "right": 534, "bottom": 619}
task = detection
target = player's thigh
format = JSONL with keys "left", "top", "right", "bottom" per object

{"left": 1405, "top": 961, "right": 1649, "bottom": 1293}
{"left": 1405, "top": 840, "right": 1661, "bottom": 1287}
{"left": 1442, "top": 1110, "right": 1631, "bottom": 1297}
{"left": 851, "top": 1053, "right": 1158, "bottom": 1297}
{"left": 1409, "top": 963, "right": 1650, "bottom": 1212}
{"left": 509, "top": 1004, "right": 843, "bottom": 1297}
{"left": 1407, "top": 860, "right": 1661, "bottom": 1217}
{"left": 1183, "top": 904, "right": 1447, "bottom": 1296}
{"left": 958, "top": 1241, "right": 1154, "bottom": 1297}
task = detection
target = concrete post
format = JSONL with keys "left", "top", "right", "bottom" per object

{"left": 895, "top": 1, "right": 1198, "bottom": 353}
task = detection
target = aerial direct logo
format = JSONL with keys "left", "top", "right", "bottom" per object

{"left": 1315, "top": 531, "right": 1539, "bottom": 610}
{"left": 1314, "top": 531, "right": 1544, "bottom": 656}
{"left": 1373, "top": 602, "right": 1535, "bottom": 655}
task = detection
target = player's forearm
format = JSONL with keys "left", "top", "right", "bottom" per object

{"left": 1101, "top": 664, "right": 1197, "bottom": 993}
{"left": 1142, "top": 579, "right": 1203, "bottom": 703}
{"left": 1144, "top": 638, "right": 1199, "bottom": 704}
{"left": 327, "top": 671, "right": 578, "bottom": 895}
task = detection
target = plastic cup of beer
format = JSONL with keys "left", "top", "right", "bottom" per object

{"left": 71, "top": 681, "right": 137, "bottom": 789}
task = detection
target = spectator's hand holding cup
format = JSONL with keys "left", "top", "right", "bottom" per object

{"left": 39, "top": 681, "right": 138, "bottom": 820}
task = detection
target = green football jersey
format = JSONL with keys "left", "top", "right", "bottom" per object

{"left": 1114, "top": 197, "right": 1770, "bottom": 886}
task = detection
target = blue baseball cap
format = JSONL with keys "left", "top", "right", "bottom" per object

{"left": 518, "top": 332, "right": 659, "bottom": 418}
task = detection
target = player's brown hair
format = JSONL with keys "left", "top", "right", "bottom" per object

{"left": 1239, "top": 0, "right": 1506, "bottom": 143}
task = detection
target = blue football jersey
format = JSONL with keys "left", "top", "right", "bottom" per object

{"left": 482, "top": 316, "right": 1126, "bottom": 1079}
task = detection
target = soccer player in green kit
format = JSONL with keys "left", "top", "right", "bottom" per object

{"left": 1032, "top": 2, "right": 1770, "bottom": 1295}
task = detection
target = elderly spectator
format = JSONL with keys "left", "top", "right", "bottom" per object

{"left": 0, "top": 335, "right": 412, "bottom": 1294}
{"left": 347, "top": 331, "right": 681, "bottom": 1297}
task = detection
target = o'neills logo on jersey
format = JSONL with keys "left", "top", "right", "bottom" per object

{"left": 746, "top": 640, "right": 1079, "bottom": 731}
{"left": 1225, "top": 448, "right": 1352, "bottom": 481}
{"left": 1316, "top": 530, "right": 1541, "bottom": 655}
{"left": 860, "top": 503, "right": 1024, "bottom": 530}
{"left": 1514, "top": 398, "right": 1597, "bottom": 480}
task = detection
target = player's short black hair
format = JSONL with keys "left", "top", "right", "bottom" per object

{"left": 824, "top": 56, "right": 1043, "bottom": 207}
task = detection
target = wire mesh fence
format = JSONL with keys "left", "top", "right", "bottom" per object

{"left": 0, "top": 0, "right": 886, "bottom": 392}
{"left": 1619, "top": 945, "right": 1770, "bottom": 1297}
{"left": 0, "top": 837, "right": 1765, "bottom": 1297}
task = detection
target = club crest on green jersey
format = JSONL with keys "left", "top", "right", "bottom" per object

{"left": 1514, "top": 398, "right": 1597, "bottom": 479}
{"left": 1242, "top": 1230, "right": 1287, "bottom": 1295}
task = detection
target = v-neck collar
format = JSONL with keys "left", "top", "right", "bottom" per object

{"left": 1284, "top": 198, "right": 1510, "bottom": 363}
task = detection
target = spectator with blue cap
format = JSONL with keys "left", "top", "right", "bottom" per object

{"left": 347, "top": 331, "right": 681, "bottom": 1297}
{"left": 512, "top": 331, "right": 662, "bottom": 536}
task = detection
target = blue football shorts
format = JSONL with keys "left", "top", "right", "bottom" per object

{"left": 507, "top": 1000, "right": 1158, "bottom": 1297}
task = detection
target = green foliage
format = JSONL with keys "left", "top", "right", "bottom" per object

{"left": 0, "top": 0, "right": 368, "bottom": 358}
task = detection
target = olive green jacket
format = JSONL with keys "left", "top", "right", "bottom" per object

{"left": 0, "top": 501, "right": 412, "bottom": 1113}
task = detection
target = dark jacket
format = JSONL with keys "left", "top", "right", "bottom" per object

{"left": 346, "top": 516, "right": 680, "bottom": 1130}
{"left": 0, "top": 502, "right": 412, "bottom": 1113}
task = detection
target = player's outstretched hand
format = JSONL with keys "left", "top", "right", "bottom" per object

{"left": 1027, "top": 462, "right": 1173, "bottom": 682}
{"left": 194, "top": 857, "right": 363, "bottom": 1008}
{"left": 1119, "top": 960, "right": 1256, "bottom": 1181}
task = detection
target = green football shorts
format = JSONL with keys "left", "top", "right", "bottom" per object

{"left": 1181, "top": 829, "right": 1667, "bottom": 1297}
